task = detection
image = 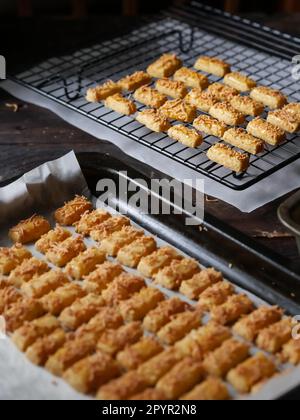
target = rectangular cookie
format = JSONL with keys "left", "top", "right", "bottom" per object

{"left": 9, "top": 257, "right": 50, "bottom": 288}
{"left": 174, "top": 67, "right": 209, "bottom": 90}
{"left": 82, "top": 261, "right": 123, "bottom": 293}
{"left": 179, "top": 268, "right": 223, "bottom": 301}
{"left": 137, "top": 246, "right": 181, "bottom": 278}
{"left": 180, "top": 377, "right": 230, "bottom": 401}
{"left": 133, "top": 85, "right": 167, "bottom": 108}
{"left": 147, "top": 54, "right": 182, "bottom": 78}
{"left": 59, "top": 293, "right": 105, "bottom": 330}
{"left": 233, "top": 306, "right": 283, "bottom": 342}
{"left": 46, "top": 236, "right": 86, "bottom": 267}
{"left": 227, "top": 352, "right": 276, "bottom": 393}
{"left": 63, "top": 351, "right": 120, "bottom": 394}
{"left": 116, "top": 337, "right": 163, "bottom": 371}
{"left": 130, "top": 388, "right": 167, "bottom": 401}
{"left": 157, "top": 310, "right": 202, "bottom": 345}
{"left": 40, "top": 283, "right": 85, "bottom": 316}
{"left": 90, "top": 216, "right": 130, "bottom": 242}
{"left": 12, "top": 314, "right": 60, "bottom": 352}
{"left": 207, "top": 144, "right": 250, "bottom": 173}
{"left": 74, "top": 209, "right": 111, "bottom": 236}
{"left": 155, "top": 79, "right": 187, "bottom": 99}
{"left": 193, "top": 115, "right": 228, "bottom": 138}
{"left": 209, "top": 102, "right": 245, "bottom": 126}
{"left": 282, "top": 339, "right": 300, "bottom": 365}
{"left": 0, "top": 277, "right": 8, "bottom": 290}
{"left": 247, "top": 118, "right": 285, "bottom": 146}
{"left": 100, "top": 226, "right": 143, "bottom": 257}
{"left": 230, "top": 95, "right": 264, "bottom": 117}
{"left": 26, "top": 328, "right": 66, "bottom": 366}
{"left": 35, "top": 226, "right": 71, "bottom": 254}
{"left": 223, "top": 127, "right": 265, "bottom": 155}
{"left": 74, "top": 307, "right": 123, "bottom": 340}
{"left": 208, "top": 82, "right": 239, "bottom": 102}
{"left": 97, "top": 321, "right": 143, "bottom": 356}
{"left": 224, "top": 72, "right": 256, "bottom": 92}
{"left": 198, "top": 281, "right": 235, "bottom": 312}
{"left": 185, "top": 89, "right": 218, "bottom": 113}
{"left": 0, "top": 244, "right": 32, "bottom": 275}
{"left": 267, "top": 109, "right": 300, "bottom": 133}
{"left": 96, "top": 370, "right": 148, "bottom": 400}
{"left": 194, "top": 56, "right": 230, "bottom": 77}
{"left": 168, "top": 125, "right": 203, "bottom": 148}
{"left": 159, "top": 99, "right": 197, "bottom": 123}
{"left": 118, "top": 71, "right": 152, "bottom": 92}
{"left": 102, "top": 273, "right": 145, "bottom": 306}
{"left": 9, "top": 215, "right": 50, "bottom": 244}
{"left": 55, "top": 196, "right": 93, "bottom": 226}
{"left": 118, "top": 287, "right": 164, "bottom": 322}
{"left": 283, "top": 103, "right": 300, "bottom": 121}
{"left": 85, "top": 80, "right": 121, "bottom": 102}
{"left": 4, "top": 297, "right": 45, "bottom": 332}
{"left": 250, "top": 86, "right": 287, "bottom": 109}
{"left": 136, "top": 109, "right": 171, "bottom": 133}
{"left": 155, "top": 258, "right": 200, "bottom": 290}
{"left": 256, "top": 318, "right": 292, "bottom": 354}
{"left": 143, "top": 296, "right": 188, "bottom": 333}
{"left": 203, "top": 339, "right": 250, "bottom": 377}
{"left": 117, "top": 236, "right": 157, "bottom": 268}
{"left": 210, "top": 294, "right": 255, "bottom": 325}
{"left": 156, "top": 357, "right": 205, "bottom": 400}
{"left": 65, "top": 247, "right": 106, "bottom": 280}
{"left": 0, "top": 286, "right": 22, "bottom": 313}
{"left": 21, "top": 270, "right": 69, "bottom": 299}
{"left": 104, "top": 93, "right": 137, "bottom": 116}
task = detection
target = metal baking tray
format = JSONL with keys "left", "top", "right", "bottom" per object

{"left": 279, "top": 191, "right": 300, "bottom": 256}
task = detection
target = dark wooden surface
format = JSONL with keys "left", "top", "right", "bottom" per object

{"left": 0, "top": 15, "right": 300, "bottom": 267}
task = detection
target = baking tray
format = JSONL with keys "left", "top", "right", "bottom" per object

{"left": 279, "top": 191, "right": 300, "bottom": 256}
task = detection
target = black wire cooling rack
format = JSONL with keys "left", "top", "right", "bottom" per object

{"left": 9, "top": 1, "right": 300, "bottom": 190}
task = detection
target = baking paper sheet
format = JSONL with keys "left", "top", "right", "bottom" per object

{"left": 0, "top": 151, "right": 300, "bottom": 401}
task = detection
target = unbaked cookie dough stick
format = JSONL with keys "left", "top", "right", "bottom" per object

{"left": 117, "top": 236, "right": 157, "bottom": 268}
{"left": 9, "top": 216, "right": 50, "bottom": 244}
{"left": 256, "top": 318, "right": 293, "bottom": 354}
{"left": 194, "top": 56, "right": 231, "bottom": 77}
{"left": 97, "top": 321, "right": 143, "bottom": 356}
{"left": 90, "top": 216, "right": 130, "bottom": 242}
{"left": 116, "top": 337, "right": 163, "bottom": 371}
{"left": 137, "top": 246, "right": 182, "bottom": 278}
{"left": 102, "top": 273, "right": 145, "bottom": 306}
{"left": 136, "top": 109, "right": 171, "bottom": 133}
{"left": 97, "top": 370, "right": 148, "bottom": 400}
{"left": 0, "top": 286, "right": 22, "bottom": 313}
{"left": 100, "top": 226, "right": 143, "bottom": 257}
{"left": 63, "top": 351, "right": 121, "bottom": 395}
{"left": 193, "top": 115, "right": 228, "bottom": 138}
{"left": 267, "top": 110, "right": 300, "bottom": 133}
{"left": 207, "top": 82, "right": 239, "bottom": 102}
{"left": 119, "top": 287, "right": 164, "bottom": 322}
{"left": 104, "top": 93, "right": 137, "bottom": 116}
{"left": 4, "top": 298, "right": 45, "bottom": 332}
{"left": 250, "top": 86, "right": 287, "bottom": 109}
{"left": 159, "top": 99, "right": 197, "bottom": 123}
{"left": 156, "top": 357, "right": 205, "bottom": 400}
{"left": 35, "top": 226, "right": 71, "bottom": 254}
{"left": 283, "top": 103, "right": 300, "bottom": 121}
{"left": 147, "top": 54, "right": 182, "bottom": 78}
{"left": 74, "top": 209, "right": 111, "bottom": 236}
{"left": 233, "top": 306, "right": 283, "bottom": 342}
{"left": 185, "top": 89, "right": 218, "bottom": 113}
{"left": 180, "top": 268, "right": 223, "bottom": 301}
{"left": 26, "top": 328, "right": 66, "bottom": 366}
{"left": 282, "top": 338, "right": 300, "bottom": 365}
{"left": 223, "top": 72, "right": 256, "bottom": 92}
{"left": 133, "top": 86, "right": 167, "bottom": 108}
{"left": 40, "top": 283, "right": 85, "bottom": 316}
{"left": 118, "top": 71, "right": 152, "bottom": 92}
{"left": 223, "top": 128, "right": 265, "bottom": 155}
{"left": 203, "top": 339, "right": 250, "bottom": 377}
{"left": 86, "top": 80, "right": 121, "bottom": 102}
{"left": 65, "top": 247, "right": 106, "bottom": 280}
{"left": 46, "top": 236, "right": 86, "bottom": 268}
{"left": 59, "top": 294, "right": 105, "bottom": 330}
{"left": 0, "top": 244, "right": 32, "bottom": 275}
{"left": 21, "top": 270, "right": 69, "bottom": 299}
{"left": 174, "top": 67, "right": 210, "bottom": 90}
{"left": 227, "top": 353, "right": 276, "bottom": 394}
{"left": 247, "top": 118, "right": 285, "bottom": 146}
{"left": 155, "top": 258, "right": 200, "bottom": 290}
{"left": 230, "top": 95, "right": 264, "bottom": 117}
{"left": 209, "top": 102, "right": 245, "bottom": 126}
{"left": 157, "top": 310, "right": 202, "bottom": 345}
{"left": 55, "top": 196, "right": 92, "bottom": 226}
{"left": 168, "top": 125, "right": 203, "bottom": 148}
{"left": 198, "top": 281, "right": 235, "bottom": 312}
{"left": 12, "top": 314, "right": 60, "bottom": 352}
{"left": 82, "top": 262, "right": 123, "bottom": 294}
{"left": 207, "top": 144, "right": 250, "bottom": 173}
{"left": 9, "top": 257, "right": 50, "bottom": 288}
{"left": 180, "top": 377, "right": 230, "bottom": 400}
{"left": 143, "top": 297, "right": 189, "bottom": 333}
